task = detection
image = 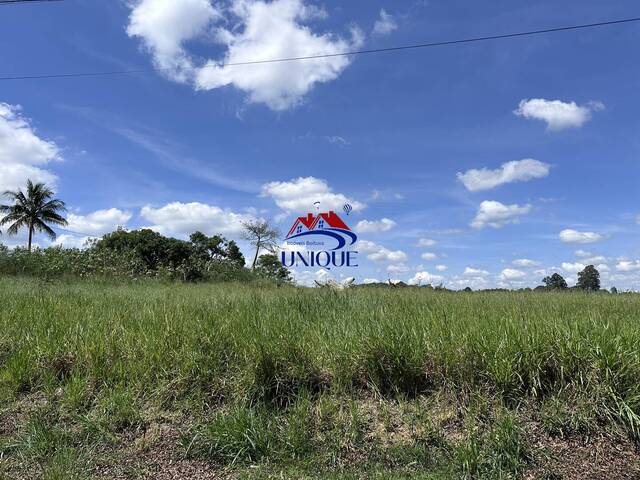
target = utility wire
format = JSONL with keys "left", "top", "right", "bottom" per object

{"left": 0, "top": 0, "right": 63, "bottom": 5}
{"left": 0, "top": 16, "right": 639, "bottom": 81}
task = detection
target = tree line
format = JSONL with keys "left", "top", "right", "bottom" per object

{"left": 0, "top": 180, "right": 290, "bottom": 283}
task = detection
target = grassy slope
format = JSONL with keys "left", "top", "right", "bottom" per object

{"left": 0, "top": 277, "right": 639, "bottom": 479}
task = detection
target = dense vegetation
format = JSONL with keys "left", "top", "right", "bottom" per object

{"left": 0, "top": 228, "right": 290, "bottom": 284}
{"left": 1, "top": 279, "right": 639, "bottom": 478}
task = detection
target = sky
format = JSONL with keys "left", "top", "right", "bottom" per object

{"left": 1, "top": 0, "right": 639, "bottom": 289}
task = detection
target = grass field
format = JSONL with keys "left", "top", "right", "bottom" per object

{"left": 1, "top": 277, "right": 639, "bottom": 479}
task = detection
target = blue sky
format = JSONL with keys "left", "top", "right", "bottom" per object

{"left": 1, "top": 0, "right": 639, "bottom": 289}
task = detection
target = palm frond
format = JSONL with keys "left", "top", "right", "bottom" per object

{"left": 34, "top": 219, "right": 57, "bottom": 240}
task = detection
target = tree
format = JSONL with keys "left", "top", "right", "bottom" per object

{"left": 256, "top": 253, "right": 291, "bottom": 282}
{"left": 0, "top": 180, "right": 68, "bottom": 252}
{"left": 542, "top": 273, "right": 568, "bottom": 290}
{"left": 611, "top": 286, "right": 618, "bottom": 294}
{"left": 241, "top": 220, "right": 280, "bottom": 270}
{"left": 577, "top": 265, "right": 600, "bottom": 291}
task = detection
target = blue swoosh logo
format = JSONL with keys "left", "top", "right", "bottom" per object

{"left": 285, "top": 228, "right": 357, "bottom": 251}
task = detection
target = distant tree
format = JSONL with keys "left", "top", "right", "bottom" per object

{"left": 242, "top": 220, "right": 280, "bottom": 270}
{"left": 0, "top": 180, "right": 67, "bottom": 252}
{"left": 95, "top": 229, "right": 192, "bottom": 271}
{"left": 256, "top": 253, "right": 291, "bottom": 283}
{"left": 463, "top": 287, "right": 472, "bottom": 292}
{"left": 611, "top": 286, "right": 618, "bottom": 294}
{"left": 577, "top": 265, "right": 600, "bottom": 291}
{"left": 190, "top": 231, "right": 245, "bottom": 268}
{"left": 542, "top": 273, "right": 568, "bottom": 290}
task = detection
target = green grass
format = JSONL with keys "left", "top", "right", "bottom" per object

{"left": 0, "top": 277, "right": 639, "bottom": 478}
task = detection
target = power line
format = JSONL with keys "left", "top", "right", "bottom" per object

{"left": 0, "top": 0, "right": 63, "bottom": 5}
{"left": 1, "top": 16, "right": 639, "bottom": 81}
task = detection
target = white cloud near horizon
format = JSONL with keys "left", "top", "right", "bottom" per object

{"left": 616, "top": 260, "right": 640, "bottom": 272}
{"left": 67, "top": 208, "right": 133, "bottom": 235}
{"left": 514, "top": 98, "right": 604, "bottom": 131}
{"left": 457, "top": 159, "right": 550, "bottom": 192}
{"left": 359, "top": 240, "right": 407, "bottom": 263}
{"left": 262, "top": 176, "right": 365, "bottom": 213}
{"left": 464, "top": 267, "right": 489, "bottom": 277}
{"left": 355, "top": 218, "right": 396, "bottom": 233}
{"left": 140, "top": 202, "right": 254, "bottom": 237}
{"left": 0, "top": 103, "right": 60, "bottom": 193}
{"left": 500, "top": 268, "right": 526, "bottom": 281}
{"left": 471, "top": 201, "right": 531, "bottom": 229}
{"left": 372, "top": 9, "right": 397, "bottom": 36}
{"left": 559, "top": 229, "right": 606, "bottom": 244}
{"left": 512, "top": 258, "right": 540, "bottom": 268}
{"left": 408, "top": 271, "right": 443, "bottom": 286}
{"left": 128, "top": 0, "right": 364, "bottom": 111}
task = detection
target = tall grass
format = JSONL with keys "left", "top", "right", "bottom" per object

{"left": 0, "top": 277, "right": 639, "bottom": 477}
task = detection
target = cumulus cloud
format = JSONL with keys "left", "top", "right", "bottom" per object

{"left": 387, "top": 264, "right": 409, "bottom": 274}
{"left": 140, "top": 202, "right": 254, "bottom": 237}
{"left": 128, "top": 0, "right": 364, "bottom": 111}
{"left": 359, "top": 240, "right": 407, "bottom": 263}
{"left": 464, "top": 267, "right": 489, "bottom": 277}
{"left": 417, "top": 238, "right": 436, "bottom": 247}
{"left": 470, "top": 201, "right": 531, "bottom": 229}
{"left": 408, "top": 271, "right": 443, "bottom": 286}
{"left": 562, "top": 262, "right": 586, "bottom": 273}
{"left": 66, "top": 209, "right": 132, "bottom": 235}
{"left": 435, "top": 265, "right": 447, "bottom": 272}
{"left": 421, "top": 252, "right": 438, "bottom": 261}
{"left": 457, "top": 159, "right": 550, "bottom": 192}
{"left": 262, "top": 176, "right": 365, "bottom": 213}
{"left": 514, "top": 98, "right": 604, "bottom": 131}
{"left": 559, "top": 229, "right": 606, "bottom": 244}
{"left": 616, "top": 260, "right": 640, "bottom": 272}
{"left": 355, "top": 218, "right": 396, "bottom": 233}
{"left": 52, "top": 235, "right": 95, "bottom": 249}
{"left": 500, "top": 268, "right": 526, "bottom": 281}
{"left": 0, "top": 103, "right": 60, "bottom": 193}
{"left": 127, "top": 0, "right": 219, "bottom": 82}
{"left": 512, "top": 258, "right": 540, "bottom": 268}
{"left": 372, "top": 9, "right": 397, "bottom": 35}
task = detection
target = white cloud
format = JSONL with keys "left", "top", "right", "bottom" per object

{"left": 128, "top": 0, "right": 364, "bottom": 111}
{"left": 408, "top": 271, "right": 443, "bottom": 286}
{"left": 575, "top": 249, "right": 592, "bottom": 258}
{"left": 457, "top": 159, "right": 549, "bottom": 192}
{"left": 214, "top": 0, "right": 363, "bottom": 110}
{"left": 421, "top": 252, "right": 438, "bottom": 261}
{"left": 66, "top": 208, "right": 132, "bottom": 235}
{"left": 52, "top": 234, "right": 95, "bottom": 249}
{"left": 359, "top": 240, "right": 407, "bottom": 263}
{"left": 363, "top": 278, "right": 379, "bottom": 284}
{"left": 500, "top": 268, "right": 526, "bottom": 281}
{"left": 387, "top": 264, "right": 409, "bottom": 274}
{"left": 0, "top": 103, "right": 60, "bottom": 193}
{"left": 514, "top": 98, "right": 604, "bottom": 131}
{"left": 417, "top": 238, "right": 436, "bottom": 247}
{"left": 355, "top": 218, "right": 396, "bottom": 233}
{"left": 471, "top": 201, "right": 531, "bottom": 229}
{"left": 140, "top": 202, "right": 254, "bottom": 237}
{"left": 512, "top": 258, "right": 540, "bottom": 268}
{"left": 559, "top": 229, "right": 606, "bottom": 244}
{"left": 464, "top": 267, "right": 489, "bottom": 277}
{"left": 616, "top": 260, "right": 640, "bottom": 272}
{"left": 372, "top": 9, "right": 397, "bottom": 36}
{"left": 262, "top": 176, "right": 365, "bottom": 213}
{"left": 562, "top": 262, "right": 586, "bottom": 274}
{"left": 127, "top": 0, "right": 219, "bottom": 82}
{"left": 435, "top": 265, "right": 447, "bottom": 272}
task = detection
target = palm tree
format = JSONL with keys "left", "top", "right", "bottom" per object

{"left": 0, "top": 180, "right": 68, "bottom": 252}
